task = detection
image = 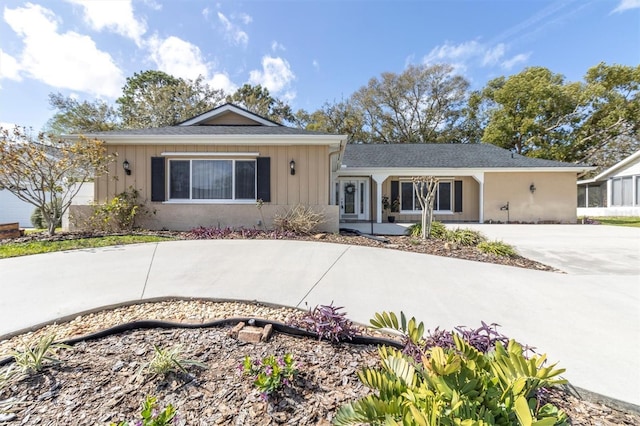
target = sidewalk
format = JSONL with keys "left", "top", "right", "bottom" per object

{"left": 1, "top": 237, "right": 638, "bottom": 406}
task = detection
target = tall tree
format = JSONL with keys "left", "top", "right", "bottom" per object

{"left": 45, "top": 93, "right": 120, "bottom": 135}
{"left": 0, "top": 127, "right": 114, "bottom": 235}
{"left": 350, "top": 64, "right": 470, "bottom": 143}
{"left": 475, "top": 63, "right": 639, "bottom": 165}
{"left": 117, "top": 71, "right": 224, "bottom": 128}
{"left": 295, "top": 99, "right": 368, "bottom": 142}
{"left": 227, "top": 84, "right": 294, "bottom": 124}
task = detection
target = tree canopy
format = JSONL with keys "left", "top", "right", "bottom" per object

{"left": 116, "top": 70, "right": 225, "bottom": 128}
{"left": 226, "top": 84, "right": 294, "bottom": 124}
{"left": 0, "top": 127, "right": 114, "bottom": 234}
{"left": 45, "top": 93, "right": 120, "bottom": 135}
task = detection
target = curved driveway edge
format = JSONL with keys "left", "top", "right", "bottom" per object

{"left": 1, "top": 236, "right": 638, "bottom": 406}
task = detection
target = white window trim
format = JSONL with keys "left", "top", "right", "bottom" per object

{"left": 167, "top": 158, "right": 257, "bottom": 202}
{"left": 161, "top": 152, "right": 259, "bottom": 157}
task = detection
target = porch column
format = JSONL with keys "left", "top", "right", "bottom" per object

{"left": 372, "top": 174, "right": 389, "bottom": 224}
{"left": 472, "top": 173, "right": 485, "bottom": 223}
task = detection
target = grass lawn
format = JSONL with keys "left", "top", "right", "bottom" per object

{"left": 586, "top": 216, "right": 640, "bottom": 227}
{"left": 0, "top": 235, "right": 175, "bottom": 259}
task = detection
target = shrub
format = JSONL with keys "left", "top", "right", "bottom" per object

{"left": 406, "top": 220, "right": 448, "bottom": 239}
{"left": 241, "top": 354, "right": 297, "bottom": 399}
{"left": 446, "top": 227, "right": 487, "bottom": 246}
{"left": 143, "top": 344, "right": 207, "bottom": 377}
{"left": 30, "top": 201, "right": 62, "bottom": 229}
{"left": 335, "top": 311, "right": 568, "bottom": 426}
{"left": 288, "top": 302, "right": 360, "bottom": 343}
{"left": 85, "top": 187, "right": 150, "bottom": 232}
{"left": 478, "top": 240, "right": 518, "bottom": 257}
{"left": 11, "top": 333, "right": 70, "bottom": 374}
{"left": 273, "top": 204, "right": 324, "bottom": 234}
{"left": 110, "top": 396, "right": 176, "bottom": 426}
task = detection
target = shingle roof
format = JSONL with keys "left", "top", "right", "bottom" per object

{"left": 85, "top": 125, "right": 337, "bottom": 137}
{"left": 342, "top": 143, "right": 584, "bottom": 169}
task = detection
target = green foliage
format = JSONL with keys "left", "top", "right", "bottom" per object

{"left": 86, "top": 187, "right": 149, "bottom": 232}
{"left": 0, "top": 127, "right": 114, "bottom": 235}
{"left": 478, "top": 240, "right": 517, "bottom": 257}
{"left": 31, "top": 200, "right": 62, "bottom": 229}
{"left": 335, "top": 314, "right": 568, "bottom": 426}
{"left": 45, "top": 92, "right": 120, "bottom": 135}
{"left": 273, "top": 204, "right": 324, "bottom": 234}
{"left": 446, "top": 228, "right": 487, "bottom": 246}
{"left": 242, "top": 354, "right": 297, "bottom": 398}
{"left": 0, "top": 235, "right": 174, "bottom": 259}
{"left": 11, "top": 334, "right": 71, "bottom": 374}
{"left": 407, "top": 221, "right": 447, "bottom": 239}
{"left": 143, "top": 344, "right": 207, "bottom": 377}
{"left": 110, "top": 396, "right": 176, "bottom": 426}
{"left": 585, "top": 216, "right": 640, "bottom": 228}
{"left": 227, "top": 84, "right": 294, "bottom": 124}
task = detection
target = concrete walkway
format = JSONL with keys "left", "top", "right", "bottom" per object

{"left": 1, "top": 227, "right": 638, "bottom": 406}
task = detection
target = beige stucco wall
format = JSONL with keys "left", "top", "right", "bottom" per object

{"left": 483, "top": 171, "right": 577, "bottom": 223}
{"left": 376, "top": 176, "right": 480, "bottom": 223}
{"left": 91, "top": 143, "right": 335, "bottom": 232}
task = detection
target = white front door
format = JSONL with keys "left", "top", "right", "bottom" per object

{"left": 339, "top": 178, "right": 369, "bottom": 220}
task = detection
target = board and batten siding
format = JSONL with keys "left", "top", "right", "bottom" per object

{"left": 90, "top": 144, "right": 338, "bottom": 232}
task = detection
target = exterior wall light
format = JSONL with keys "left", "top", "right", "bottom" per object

{"left": 123, "top": 160, "right": 132, "bottom": 175}
{"left": 290, "top": 159, "right": 296, "bottom": 175}
{"left": 530, "top": 183, "right": 536, "bottom": 194}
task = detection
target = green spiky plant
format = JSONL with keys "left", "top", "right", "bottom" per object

{"left": 11, "top": 333, "right": 71, "bottom": 374}
{"left": 478, "top": 240, "right": 518, "bottom": 257}
{"left": 334, "top": 312, "right": 568, "bottom": 426}
{"left": 446, "top": 228, "right": 487, "bottom": 246}
{"left": 407, "top": 221, "right": 448, "bottom": 239}
{"left": 143, "top": 344, "right": 208, "bottom": 377}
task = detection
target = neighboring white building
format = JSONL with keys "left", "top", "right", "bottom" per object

{"left": 0, "top": 183, "right": 94, "bottom": 228}
{"left": 577, "top": 150, "right": 640, "bottom": 217}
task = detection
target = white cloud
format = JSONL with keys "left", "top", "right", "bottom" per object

{"left": 612, "top": 0, "right": 640, "bottom": 12}
{"left": 147, "top": 35, "right": 209, "bottom": 79}
{"left": 3, "top": 3, "right": 124, "bottom": 98}
{"left": 146, "top": 35, "right": 236, "bottom": 94}
{"left": 501, "top": 53, "right": 531, "bottom": 70}
{"left": 202, "top": 7, "right": 211, "bottom": 19}
{"left": 217, "top": 12, "right": 249, "bottom": 46}
{"left": 248, "top": 56, "right": 296, "bottom": 97}
{"left": 312, "top": 59, "right": 320, "bottom": 71}
{"left": 482, "top": 43, "right": 506, "bottom": 66}
{"left": 236, "top": 13, "right": 253, "bottom": 25}
{"left": 66, "top": 0, "right": 146, "bottom": 46}
{"left": 0, "top": 49, "right": 22, "bottom": 81}
{"left": 271, "top": 41, "right": 285, "bottom": 51}
{"left": 423, "top": 40, "right": 528, "bottom": 74}
{"left": 140, "top": 0, "right": 162, "bottom": 11}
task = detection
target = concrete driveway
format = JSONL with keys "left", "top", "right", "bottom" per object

{"left": 0, "top": 225, "right": 638, "bottom": 406}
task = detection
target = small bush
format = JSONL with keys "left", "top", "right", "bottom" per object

{"left": 273, "top": 204, "right": 324, "bottom": 234}
{"left": 85, "top": 187, "right": 150, "bottom": 232}
{"left": 478, "top": 240, "right": 518, "bottom": 257}
{"left": 110, "top": 396, "right": 176, "bottom": 426}
{"left": 143, "top": 344, "right": 207, "bottom": 377}
{"left": 30, "top": 201, "right": 62, "bottom": 229}
{"left": 446, "top": 227, "right": 487, "bottom": 246}
{"left": 11, "top": 333, "right": 70, "bottom": 374}
{"left": 406, "top": 221, "right": 448, "bottom": 239}
{"left": 288, "top": 302, "right": 360, "bottom": 343}
{"left": 241, "top": 354, "right": 297, "bottom": 399}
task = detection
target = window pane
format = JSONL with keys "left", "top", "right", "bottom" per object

{"left": 170, "top": 160, "right": 190, "bottom": 199}
{"left": 401, "top": 182, "right": 413, "bottom": 210}
{"left": 637, "top": 177, "right": 640, "bottom": 205}
{"left": 235, "top": 161, "right": 255, "bottom": 199}
{"left": 577, "top": 186, "right": 586, "bottom": 207}
{"left": 622, "top": 177, "right": 632, "bottom": 206}
{"left": 438, "top": 182, "right": 451, "bottom": 211}
{"left": 588, "top": 183, "right": 606, "bottom": 207}
{"left": 612, "top": 179, "right": 622, "bottom": 205}
{"left": 192, "top": 160, "right": 232, "bottom": 199}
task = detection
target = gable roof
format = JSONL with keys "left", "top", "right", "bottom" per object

{"left": 342, "top": 143, "right": 590, "bottom": 170}
{"left": 178, "top": 103, "right": 281, "bottom": 127}
{"left": 578, "top": 149, "right": 640, "bottom": 184}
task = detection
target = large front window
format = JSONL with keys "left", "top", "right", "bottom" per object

{"left": 169, "top": 159, "right": 256, "bottom": 201}
{"left": 611, "top": 177, "right": 632, "bottom": 206}
{"left": 400, "top": 181, "right": 452, "bottom": 212}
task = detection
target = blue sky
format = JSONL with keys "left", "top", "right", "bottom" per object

{"left": 0, "top": 0, "right": 638, "bottom": 130}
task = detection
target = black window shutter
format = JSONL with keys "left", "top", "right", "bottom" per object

{"left": 256, "top": 157, "right": 271, "bottom": 202}
{"left": 151, "top": 157, "right": 165, "bottom": 202}
{"left": 454, "top": 180, "right": 463, "bottom": 213}
{"left": 390, "top": 180, "right": 399, "bottom": 212}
